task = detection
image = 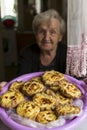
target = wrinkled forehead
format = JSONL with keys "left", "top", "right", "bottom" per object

{"left": 40, "top": 17, "right": 59, "bottom": 24}
{"left": 38, "top": 18, "right": 60, "bottom": 30}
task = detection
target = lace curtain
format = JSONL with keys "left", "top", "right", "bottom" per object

{"left": 66, "top": 0, "right": 87, "bottom": 78}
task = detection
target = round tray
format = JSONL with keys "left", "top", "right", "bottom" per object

{"left": 0, "top": 72, "right": 87, "bottom": 130}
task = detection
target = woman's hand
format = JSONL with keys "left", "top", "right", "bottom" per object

{"left": 0, "top": 82, "right": 7, "bottom": 92}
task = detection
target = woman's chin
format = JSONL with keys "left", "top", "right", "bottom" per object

{"left": 42, "top": 47, "right": 52, "bottom": 51}
{"left": 41, "top": 44, "right": 53, "bottom": 50}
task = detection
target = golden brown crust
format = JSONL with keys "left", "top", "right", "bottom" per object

{"left": 33, "top": 93, "right": 56, "bottom": 110}
{"left": 31, "top": 76, "right": 42, "bottom": 82}
{"left": 9, "top": 81, "right": 24, "bottom": 91}
{"left": 22, "top": 80, "right": 45, "bottom": 96}
{"left": 0, "top": 91, "right": 25, "bottom": 108}
{"left": 50, "top": 79, "right": 69, "bottom": 91}
{"left": 42, "top": 70, "right": 64, "bottom": 86}
{"left": 36, "top": 110, "right": 57, "bottom": 124}
{"left": 16, "top": 101, "right": 40, "bottom": 120}
{"left": 56, "top": 92, "right": 73, "bottom": 105}
{"left": 55, "top": 104, "right": 80, "bottom": 116}
{"left": 45, "top": 89, "right": 56, "bottom": 97}
{"left": 58, "top": 80, "right": 82, "bottom": 98}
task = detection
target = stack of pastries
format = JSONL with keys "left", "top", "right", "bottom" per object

{"left": 0, "top": 70, "right": 82, "bottom": 124}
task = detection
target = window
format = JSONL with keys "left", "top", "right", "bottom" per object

{"left": 0, "top": 0, "right": 18, "bottom": 27}
{"left": 35, "top": 0, "right": 41, "bottom": 13}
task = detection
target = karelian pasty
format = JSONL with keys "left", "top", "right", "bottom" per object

{"left": 33, "top": 92, "right": 56, "bottom": 110}
{"left": 22, "top": 80, "right": 45, "bottom": 96}
{"left": 42, "top": 70, "right": 64, "bottom": 86}
{"left": 16, "top": 101, "right": 40, "bottom": 120}
{"left": 36, "top": 110, "right": 57, "bottom": 124}
{"left": 0, "top": 91, "right": 25, "bottom": 108}
{"left": 9, "top": 81, "right": 24, "bottom": 91}
{"left": 58, "top": 80, "right": 82, "bottom": 99}
{"left": 55, "top": 104, "right": 80, "bottom": 116}
{"left": 56, "top": 92, "right": 73, "bottom": 105}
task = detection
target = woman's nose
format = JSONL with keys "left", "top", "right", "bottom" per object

{"left": 44, "top": 31, "right": 50, "bottom": 39}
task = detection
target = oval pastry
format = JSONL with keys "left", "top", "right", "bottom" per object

{"left": 22, "top": 80, "right": 45, "bottom": 96}
{"left": 56, "top": 92, "right": 73, "bottom": 105}
{"left": 58, "top": 80, "right": 82, "bottom": 99}
{"left": 33, "top": 92, "right": 56, "bottom": 110}
{"left": 16, "top": 101, "right": 40, "bottom": 120}
{"left": 37, "top": 110, "right": 57, "bottom": 124}
{"left": 0, "top": 91, "right": 25, "bottom": 108}
{"left": 55, "top": 104, "right": 80, "bottom": 116}
{"left": 9, "top": 81, "right": 24, "bottom": 91}
{"left": 42, "top": 70, "right": 64, "bottom": 86}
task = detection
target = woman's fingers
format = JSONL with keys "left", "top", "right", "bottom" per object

{"left": 0, "top": 82, "right": 7, "bottom": 92}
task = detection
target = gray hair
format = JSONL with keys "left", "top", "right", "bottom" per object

{"left": 32, "top": 9, "right": 66, "bottom": 36}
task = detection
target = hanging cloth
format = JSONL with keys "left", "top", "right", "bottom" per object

{"left": 66, "top": 0, "right": 87, "bottom": 78}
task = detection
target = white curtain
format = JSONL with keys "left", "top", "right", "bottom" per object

{"left": 1, "top": 0, "right": 16, "bottom": 18}
{"left": 66, "top": 0, "right": 87, "bottom": 78}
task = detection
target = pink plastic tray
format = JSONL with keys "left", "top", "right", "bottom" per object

{"left": 0, "top": 72, "right": 87, "bottom": 130}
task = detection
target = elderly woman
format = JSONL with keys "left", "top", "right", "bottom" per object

{"left": 0, "top": 9, "right": 67, "bottom": 92}
{"left": 18, "top": 9, "right": 67, "bottom": 75}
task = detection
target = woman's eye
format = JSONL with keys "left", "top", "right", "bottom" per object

{"left": 50, "top": 30, "right": 57, "bottom": 35}
{"left": 38, "top": 29, "right": 58, "bottom": 36}
{"left": 38, "top": 29, "right": 45, "bottom": 34}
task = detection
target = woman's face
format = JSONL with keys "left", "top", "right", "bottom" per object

{"left": 36, "top": 18, "right": 62, "bottom": 52}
